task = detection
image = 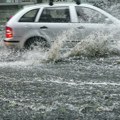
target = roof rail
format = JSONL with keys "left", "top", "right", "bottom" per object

{"left": 49, "top": 0, "right": 53, "bottom": 6}
{"left": 75, "top": 0, "right": 81, "bottom": 5}
{"left": 49, "top": 0, "right": 81, "bottom": 6}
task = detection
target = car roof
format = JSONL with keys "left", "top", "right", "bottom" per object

{"left": 23, "top": 3, "right": 105, "bottom": 15}
{"left": 8, "top": 2, "right": 120, "bottom": 25}
{"left": 23, "top": 2, "right": 92, "bottom": 9}
{"left": 23, "top": 2, "right": 119, "bottom": 20}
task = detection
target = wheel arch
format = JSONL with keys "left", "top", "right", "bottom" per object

{"left": 24, "top": 35, "right": 50, "bottom": 49}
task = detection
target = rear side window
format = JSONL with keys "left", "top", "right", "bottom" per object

{"left": 75, "top": 6, "right": 107, "bottom": 23}
{"left": 19, "top": 9, "right": 39, "bottom": 22}
{"left": 39, "top": 7, "right": 70, "bottom": 23}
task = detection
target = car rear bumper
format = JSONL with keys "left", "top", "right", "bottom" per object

{"left": 4, "top": 40, "right": 20, "bottom": 49}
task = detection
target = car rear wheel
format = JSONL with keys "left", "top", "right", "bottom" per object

{"left": 24, "top": 37, "right": 50, "bottom": 50}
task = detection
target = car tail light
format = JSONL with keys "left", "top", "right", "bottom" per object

{"left": 6, "top": 26, "right": 13, "bottom": 38}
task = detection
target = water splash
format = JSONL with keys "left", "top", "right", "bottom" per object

{"left": 1, "top": 26, "right": 120, "bottom": 65}
{"left": 1, "top": 29, "right": 120, "bottom": 65}
{"left": 106, "top": 3, "right": 120, "bottom": 20}
{"left": 62, "top": 30, "right": 120, "bottom": 58}
{"left": 46, "top": 29, "right": 77, "bottom": 62}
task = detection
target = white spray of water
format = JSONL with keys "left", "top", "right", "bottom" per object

{"left": 106, "top": 3, "right": 120, "bottom": 20}
{"left": 46, "top": 29, "right": 76, "bottom": 62}
{"left": 62, "top": 29, "right": 120, "bottom": 58}
{"left": 1, "top": 23, "right": 120, "bottom": 66}
{"left": 0, "top": 29, "right": 119, "bottom": 67}
{"left": 1, "top": 28, "right": 120, "bottom": 66}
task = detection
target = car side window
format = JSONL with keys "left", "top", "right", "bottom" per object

{"left": 75, "top": 6, "right": 107, "bottom": 23}
{"left": 19, "top": 9, "right": 39, "bottom": 22}
{"left": 39, "top": 7, "right": 70, "bottom": 23}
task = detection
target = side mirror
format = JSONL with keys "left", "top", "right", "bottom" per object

{"left": 105, "top": 18, "right": 113, "bottom": 24}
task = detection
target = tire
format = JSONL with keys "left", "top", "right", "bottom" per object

{"left": 24, "top": 37, "right": 50, "bottom": 50}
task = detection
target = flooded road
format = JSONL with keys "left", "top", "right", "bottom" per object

{"left": 1, "top": 25, "right": 120, "bottom": 120}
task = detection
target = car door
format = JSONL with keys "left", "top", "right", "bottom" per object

{"left": 14, "top": 8, "right": 40, "bottom": 40}
{"left": 33, "top": 6, "right": 75, "bottom": 43}
{"left": 74, "top": 5, "right": 115, "bottom": 40}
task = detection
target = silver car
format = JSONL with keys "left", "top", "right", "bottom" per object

{"left": 3, "top": 2, "right": 120, "bottom": 49}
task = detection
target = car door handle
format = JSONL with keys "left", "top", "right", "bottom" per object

{"left": 77, "top": 26, "right": 85, "bottom": 29}
{"left": 40, "top": 26, "right": 48, "bottom": 29}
